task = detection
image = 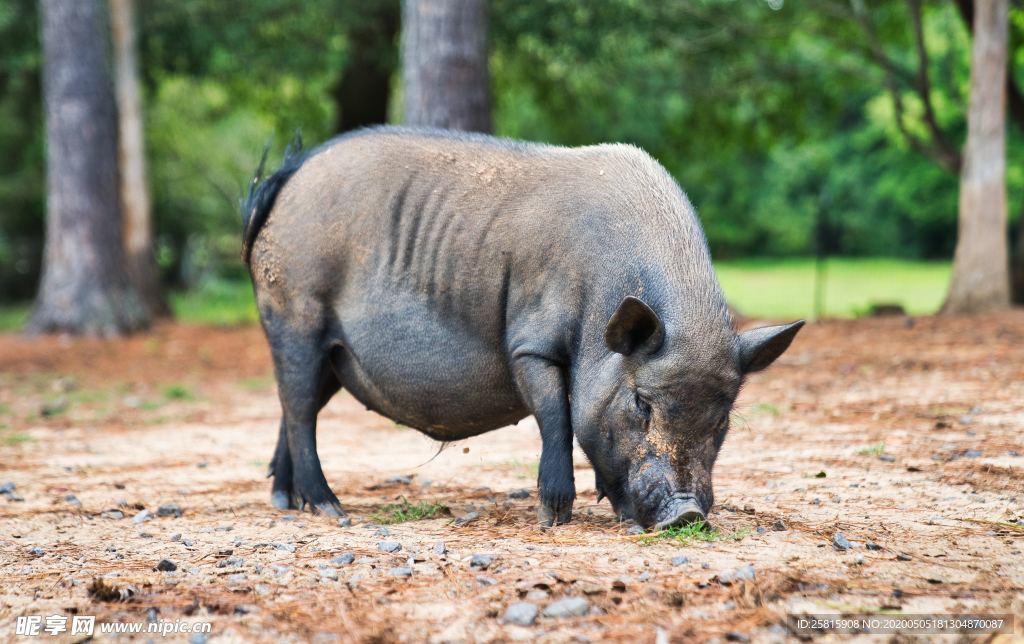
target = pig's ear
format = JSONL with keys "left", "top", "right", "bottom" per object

{"left": 605, "top": 296, "right": 664, "bottom": 355}
{"left": 738, "top": 320, "right": 805, "bottom": 373}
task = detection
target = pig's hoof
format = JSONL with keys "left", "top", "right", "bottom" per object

{"left": 293, "top": 478, "right": 345, "bottom": 517}
{"left": 537, "top": 500, "right": 573, "bottom": 527}
{"left": 270, "top": 490, "right": 295, "bottom": 510}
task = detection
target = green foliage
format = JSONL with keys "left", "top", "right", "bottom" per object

{"left": 857, "top": 443, "right": 886, "bottom": 457}
{"left": 370, "top": 497, "right": 450, "bottom": 524}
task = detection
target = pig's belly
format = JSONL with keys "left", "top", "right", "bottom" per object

{"left": 331, "top": 298, "right": 529, "bottom": 440}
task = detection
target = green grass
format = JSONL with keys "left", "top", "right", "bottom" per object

{"left": 714, "top": 258, "right": 950, "bottom": 319}
{"left": 0, "top": 259, "right": 951, "bottom": 333}
{"left": 2, "top": 431, "right": 32, "bottom": 446}
{"left": 857, "top": 442, "right": 886, "bottom": 456}
{"left": 162, "top": 384, "right": 196, "bottom": 401}
{"left": 370, "top": 497, "right": 450, "bottom": 524}
{"left": 637, "top": 520, "right": 750, "bottom": 546}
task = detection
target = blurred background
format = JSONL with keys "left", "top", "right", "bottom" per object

{"left": 1, "top": 0, "right": 1022, "bottom": 334}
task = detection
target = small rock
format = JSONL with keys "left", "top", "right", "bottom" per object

{"left": 502, "top": 602, "right": 539, "bottom": 626}
{"left": 626, "top": 524, "right": 645, "bottom": 535}
{"left": 470, "top": 553, "right": 494, "bottom": 569}
{"left": 963, "top": 449, "right": 982, "bottom": 459}
{"left": 477, "top": 575, "right": 498, "bottom": 586}
{"left": 543, "top": 596, "right": 590, "bottom": 618}
{"left": 337, "top": 517, "right": 352, "bottom": 527}
{"left": 41, "top": 397, "right": 68, "bottom": 417}
{"left": 832, "top": 532, "right": 852, "bottom": 551}
{"left": 701, "top": 562, "right": 711, "bottom": 570}
{"left": 386, "top": 474, "right": 414, "bottom": 485}
{"left": 0, "top": 481, "right": 16, "bottom": 494}
{"left": 375, "top": 526, "right": 391, "bottom": 537}
{"left": 725, "top": 632, "right": 750, "bottom": 642}
{"left": 671, "top": 555, "right": 689, "bottom": 566}
{"left": 896, "top": 553, "right": 912, "bottom": 561}
{"left": 453, "top": 511, "right": 480, "bottom": 526}
{"left": 65, "top": 494, "right": 81, "bottom": 506}
{"left": 102, "top": 510, "right": 125, "bottom": 520}
{"left": 866, "top": 541, "right": 881, "bottom": 551}
{"left": 275, "top": 543, "right": 296, "bottom": 553}
{"left": 378, "top": 541, "right": 402, "bottom": 553}
{"left": 28, "top": 546, "right": 45, "bottom": 557}
{"left": 319, "top": 566, "right": 338, "bottom": 581}
{"left": 853, "top": 554, "right": 865, "bottom": 565}
{"left": 182, "top": 539, "right": 195, "bottom": 547}
{"left": 157, "top": 503, "right": 183, "bottom": 518}
{"left": 638, "top": 572, "right": 651, "bottom": 582}
{"left": 155, "top": 559, "right": 177, "bottom": 572}
{"left": 170, "top": 533, "right": 182, "bottom": 542}
{"left": 772, "top": 519, "right": 787, "bottom": 531}
{"left": 132, "top": 509, "right": 151, "bottom": 524}
{"left": 227, "top": 573, "right": 247, "bottom": 583}
{"left": 433, "top": 541, "right": 447, "bottom": 555}
{"left": 878, "top": 454, "right": 896, "bottom": 462}
{"left": 526, "top": 589, "right": 549, "bottom": 601}
{"left": 189, "top": 633, "right": 208, "bottom": 644}
{"left": 331, "top": 553, "right": 355, "bottom": 565}
{"left": 216, "top": 558, "right": 244, "bottom": 568}
{"left": 508, "top": 489, "right": 530, "bottom": 499}
{"left": 755, "top": 526, "right": 767, "bottom": 535}
{"left": 388, "top": 566, "right": 413, "bottom": 577}
{"left": 718, "top": 564, "right": 755, "bottom": 585}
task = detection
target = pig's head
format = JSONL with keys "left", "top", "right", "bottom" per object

{"left": 572, "top": 296, "right": 803, "bottom": 530}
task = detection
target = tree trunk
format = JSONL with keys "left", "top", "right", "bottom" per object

{"left": 110, "top": 0, "right": 167, "bottom": 317}
{"left": 1013, "top": 205, "right": 1024, "bottom": 304}
{"left": 401, "top": 0, "right": 491, "bottom": 132}
{"left": 333, "top": 0, "right": 400, "bottom": 133}
{"left": 942, "top": 0, "right": 1010, "bottom": 314}
{"left": 28, "top": 0, "right": 147, "bottom": 336}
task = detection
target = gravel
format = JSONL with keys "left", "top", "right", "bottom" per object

{"left": 386, "top": 475, "right": 413, "bottom": 485}
{"left": 157, "top": 503, "right": 183, "bottom": 518}
{"left": 388, "top": 566, "right": 413, "bottom": 577}
{"left": 476, "top": 575, "right": 498, "bottom": 585}
{"left": 155, "top": 559, "right": 177, "bottom": 572}
{"left": 378, "top": 541, "right": 402, "bottom": 553}
{"left": 718, "top": 564, "right": 755, "bottom": 585}
{"left": 337, "top": 517, "right": 352, "bottom": 527}
{"left": 331, "top": 553, "right": 355, "bottom": 565}
{"left": 433, "top": 541, "right": 447, "bottom": 555}
{"left": 502, "top": 602, "right": 539, "bottom": 626}
{"left": 832, "top": 532, "right": 853, "bottom": 550}
{"left": 671, "top": 555, "right": 689, "bottom": 566}
{"left": 28, "top": 546, "right": 45, "bottom": 557}
{"left": 866, "top": 541, "right": 882, "bottom": 551}
{"left": 275, "top": 543, "right": 296, "bottom": 553}
{"left": 64, "top": 494, "right": 81, "bottom": 506}
{"left": 470, "top": 553, "right": 494, "bottom": 569}
{"left": 319, "top": 566, "right": 338, "bottom": 581}
{"left": 101, "top": 510, "right": 125, "bottom": 520}
{"left": 375, "top": 526, "right": 391, "bottom": 537}
{"left": 626, "top": 524, "right": 645, "bottom": 535}
{"left": 542, "top": 597, "right": 590, "bottom": 618}
{"left": 507, "top": 489, "right": 531, "bottom": 499}
{"left": 772, "top": 519, "right": 787, "bottom": 531}
{"left": 453, "top": 511, "right": 480, "bottom": 526}
{"left": 132, "top": 509, "right": 151, "bottom": 524}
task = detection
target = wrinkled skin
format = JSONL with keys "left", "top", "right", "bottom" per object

{"left": 243, "top": 126, "right": 803, "bottom": 529}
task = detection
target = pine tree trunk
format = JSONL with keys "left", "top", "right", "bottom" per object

{"left": 110, "top": 0, "right": 167, "bottom": 317}
{"left": 942, "top": 0, "right": 1010, "bottom": 314}
{"left": 402, "top": 0, "right": 491, "bottom": 132}
{"left": 28, "top": 0, "right": 147, "bottom": 336}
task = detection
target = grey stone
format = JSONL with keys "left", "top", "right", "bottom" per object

{"left": 671, "top": 555, "right": 689, "bottom": 566}
{"left": 378, "top": 541, "right": 402, "bottom": 553}
{"left": 319, "top": 566, "right": 338, "bottom": 581}
{"left": 275, "top": 542, "right": 296, "bottom": 553}
{"left": 718, "top": 564, "right": 755, "bottom": 585}
{"left": 502, "top": 602, "right": 539, "bottom": 626}
{"left": 157, "top": 503, "right": 183, "bottom": 518}
{"left": 388, "top": 566, "right": 413, "bottom": 577}
{"left": 132, "top": 509, "right": 151, "bottom": 524}
{"left": 470, "top": 553, "right": 494, "bottom": 569}
{"left": 331, "top": 553, "right": 355, "bottom": 565}
{"left": 508, "top": 489, "right": 530, "bottom": 499}
{"left": 155, "top": 559, "right": 177, "bottom": 572}
{"left": 543, "top": 597, "right": 590, "bottom": 618}
{"left": 832, "top": 532, "right": 852, "bottom": 550}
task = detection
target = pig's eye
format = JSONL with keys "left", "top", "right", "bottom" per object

{"left": 631, "top": 392, "right": 652, "bottom": 423}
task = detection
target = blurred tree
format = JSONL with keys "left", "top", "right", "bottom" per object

{"left": 111, "top": 0, "right": 167, "bottom": 317}
{"left": 403, "top": 0, "right": 491, "bottom": 131}
{"left": 333, "top": 0, "right": 399, "bottom": 133}
{"left": 28, "top": 0, "right": 147, "bottom": 335}
{"left": 943, "top": 0, "right": 1010, "bottom": 313}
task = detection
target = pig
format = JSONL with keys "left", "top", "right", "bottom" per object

{"left": 242, "top": 127, "right": 803, "bottom": 530}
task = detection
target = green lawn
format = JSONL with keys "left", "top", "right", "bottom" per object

{"left": 715, "top": 258, "right": 950, "bottom": 319}
{"left": 0, "top": 258, "right": 951, "bottom": 332}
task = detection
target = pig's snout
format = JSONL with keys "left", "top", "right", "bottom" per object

{"left": 652, "top": 495, "right": 706, "bottom": 530}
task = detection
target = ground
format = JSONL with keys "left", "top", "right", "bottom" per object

{"left": 0, "top": 312, "right": 1022, "bottom": 643}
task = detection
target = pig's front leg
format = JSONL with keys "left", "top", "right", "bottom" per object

{"left": 512, "top": 355, "right": 575, "bottom": 526}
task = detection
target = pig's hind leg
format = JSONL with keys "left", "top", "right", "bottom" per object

{"left": 265, "top": 319, "right": 345, "bottom": 517}
{"left": 268, "top": 370, "right": 341, "bottom": 510}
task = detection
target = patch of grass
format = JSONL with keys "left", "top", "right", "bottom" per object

{"left": 637, "top": 520, "right": 750, "bottom": 546}
{"left": 370, "top": 497, "right": 450, "bottom": 524}
{"left": 750, "top": 402, "right": 781, "bottom": 416}
{"left": 857, "top": 442, "right": 886, "bottom": 457}
{"left": 2, "top": 431, "right": 32, "bottom": 445}
{"left": 169, "top": 279, "right": 258, "bottom": 327}
{"left": 162, "top": 384, "right": 196, "bottom": 401}
{"left": 0, "top": 303, "right": 30, "bottom": 332}
{"left": 502, "top": 459, "right": 540, "bottom": 480}
{"left": 0, "top": 403, "right": 11, "bottom": 417}
{"left": 240, "top": 375, "right": 275, "bottom": 391}
{"left": 715, "top": 258, "right": 950, "bottom": 319}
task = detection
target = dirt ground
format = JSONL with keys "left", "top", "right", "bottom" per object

{"left": 1, "top": 312, "right": 1022, "bottom": 642}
